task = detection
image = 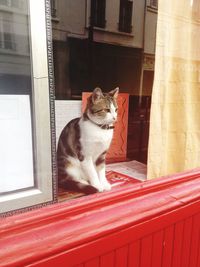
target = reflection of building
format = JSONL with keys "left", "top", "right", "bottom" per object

{"left": 143, "top": 0, "right": 157, "bottom": 96}
{"left": 51, "top": 0, "right": 158, "bottom": 162}
{"left": 0, "top": 0, "right": 31, "bottom": 94}
{"left": 128, "top": 0, "right": 158, "bottom": 162}
{"left": 51, "top": 0, "right": 157, "bottom": 98}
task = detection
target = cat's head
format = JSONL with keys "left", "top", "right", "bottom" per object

{"left": 86, "top": 87, "right": 119, "bottom": 125}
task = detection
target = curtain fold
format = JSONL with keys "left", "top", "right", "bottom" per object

{"left": 147, "top": 0, "right": 200, "bottom": 179}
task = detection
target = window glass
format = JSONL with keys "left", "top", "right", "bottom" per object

{"left": 0, "top": 0, "right": 55, "bottom": 215}
{"left": 92, "top": 0, "right": 106, "bottom": 28}
{"left": 52, "top": 0, "right": 157, "bottom": 201}
{"left": 0, "top": 0, "right": 34, "bottom": 194}
{"left": 119, "top": 0, "right": 133, "bottom": 33}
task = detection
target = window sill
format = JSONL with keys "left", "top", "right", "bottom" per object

{"left": 147, "top": 6, "right": 158, "bottom": 13}
{"left": 1, "top": 168, "right": 200, "bottom": 266}
{"left": 86, "top": 26, "right": 134, "bottom": 37}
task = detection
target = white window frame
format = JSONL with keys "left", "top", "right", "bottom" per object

{"left": 0, "top": 0, "right": 56, "bottom": 215}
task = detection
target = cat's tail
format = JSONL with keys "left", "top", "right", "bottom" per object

{"left": 59, "top": 179, "right": 98, "bottom": 195}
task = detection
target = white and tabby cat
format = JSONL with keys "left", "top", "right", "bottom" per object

{"left": 57, "top": 87, "right": 119, "bottom": 194}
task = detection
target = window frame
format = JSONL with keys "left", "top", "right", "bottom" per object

{"left": 118, "top": 0, "right": 133, "bottom": 34}
{"left": 0, "top": 0, "right": 57, "bottom": 216}
{"left": 91, "top": 0, "right": 106, "bottom": 29}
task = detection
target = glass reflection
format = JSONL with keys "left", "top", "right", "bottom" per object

{"left": 0, "top": 0, "right": 34, "bottom": 194}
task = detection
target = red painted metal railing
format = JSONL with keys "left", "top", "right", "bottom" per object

{"left": 1, "top": 168, "right": 200, "bottom": 267}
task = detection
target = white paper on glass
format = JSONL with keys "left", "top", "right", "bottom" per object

{"left": 55, "top": 100, "right": 82, "bottom": 145}
{"left": 0, "top": 95, "right": 34, "bottom": 193}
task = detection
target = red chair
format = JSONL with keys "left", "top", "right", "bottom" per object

{"left": 82, "top": 92, "right": 129, "bottom": 163}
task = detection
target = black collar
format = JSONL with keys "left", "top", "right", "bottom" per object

{"left": 83, "top": 113, "right": 115, "bottom": 130}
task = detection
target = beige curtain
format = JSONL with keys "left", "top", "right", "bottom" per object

{"left": 147, "top": 0, "right": 200, "bottom": 179}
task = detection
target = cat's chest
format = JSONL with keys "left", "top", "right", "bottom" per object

{"left": 80, "top": 120, "right": 113, "bottom": 157}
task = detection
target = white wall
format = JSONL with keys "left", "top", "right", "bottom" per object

{"left": 144, "top": 9, "right": 157, "bottom": 54}
{"left": 52, "top": 0, "right": 86, "bottom": 41}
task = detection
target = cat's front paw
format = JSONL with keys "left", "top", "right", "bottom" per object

{"left": 102, "top": 181, "right": 112, "bottom": 191}
{"left": 91, "top": 182, "right": 104, "bottom": 193}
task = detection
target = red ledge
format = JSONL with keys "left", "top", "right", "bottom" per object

{"left": 1, "top": 168, "right": 200, "bottom": 266}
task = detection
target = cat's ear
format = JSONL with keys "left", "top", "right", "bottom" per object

{"left": 109, "top": 87, "right": 119, "bottom": 99}
{"left": 92, "top": 87, "right": 103, "bottom": 103}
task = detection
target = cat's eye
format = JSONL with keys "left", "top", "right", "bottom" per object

{"left": 93, "top": 109, "right": 104, "bottom": 113}
{"left": 94, "top": 108, "right": 111, "bottom": 113}
{"left": 115, "top": 108, "right": 118, "bottom": 112}
{"left": 104, "top": 108, "right": 111, "bottom": 112}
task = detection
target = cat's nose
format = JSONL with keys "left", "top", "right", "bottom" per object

{"left": 112, "top": 116, "right": 117, "bottom": 122}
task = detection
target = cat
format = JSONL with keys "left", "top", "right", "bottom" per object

{"left": 57, "top": 87, "right": 119, "bottom": 194}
